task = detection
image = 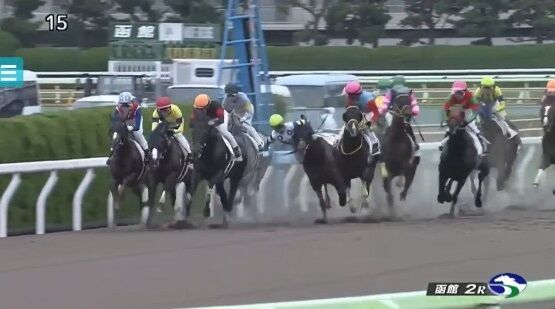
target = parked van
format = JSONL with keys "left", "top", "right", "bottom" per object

{"left": 0, "top": 70, "right": 41, "bottom": 117}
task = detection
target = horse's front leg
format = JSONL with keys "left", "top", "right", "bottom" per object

{"left": 132, "top": 184, "right": 149, "bottom": 226}
{"left": 437, "top": 167, "right": 448, "bottom": 204}
{"left": 449, "top": 177, "right": 467, "bottom": 217}
{"left": 533, "top": 154, "right": 550, "bottom": 187}
{"left": 475, "top": 163, "right": 490, "bottom": 208}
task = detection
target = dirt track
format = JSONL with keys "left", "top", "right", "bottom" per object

{"left": 2, "top": 208, "right": 555, "bottom": 309}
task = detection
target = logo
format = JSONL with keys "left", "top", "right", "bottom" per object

{"left": 488, "top": 273, "right": 527, "bottom": 298}
{"left": 0, "top": 57, "right": 24, "bottom": 88}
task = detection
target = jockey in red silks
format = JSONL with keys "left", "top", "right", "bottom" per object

{"left": 440, "top": 80, "right": 489, "bottom": 155}
{"left": 342, "top": 80, "right": 381, "bottom": 155}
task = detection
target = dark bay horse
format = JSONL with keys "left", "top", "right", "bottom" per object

{"left": 147, "top": 122, "right": 192, "bottom": 229}
{"left": 533, "top": 103, "right": 555, "bottom": 193}
{"left": 292, "top": 117, "right": 347, "bottom": 223}
{"left": 478, "top": 107, "right": 521, "bottom": 191}
{"left": 338, "top": 106, "right": 378, "bottom": 213}
{"left": 186, "top": 109, "right": 256, "bottom": 228}
{"left": 108, "top": 115, "right": 149, "bottom": 227}
{"left": 381, "top": 104, "right": 420, "bottom": 214}
{"left": 437, "top": 106, "right": 489, "bottom": 217}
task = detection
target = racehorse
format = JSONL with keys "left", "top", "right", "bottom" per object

{"left": 108, "top": 114, "right": 150, "bottom": 227}
{"left": 186, "top": 109, "right": 257, "bottom": 228}
{"left": 146, "top": 121, "right": 192, "bottom": 229}
{"left": 292, "top": 116, "right": 347, "bottom": 223}
{"left": 381, "top": 103, "right": 420, "bottom": 214}
{"left": 437, "top": 106, "right": 489, "bottom": 217}
{"left": 338, "top": 106, "right": 378, "bottom": 213}
{"left": 533, "top": 103, "right": 555, "bottom": 193}
{"left": 478, "top": 106, "right": 521, "bottom": 191}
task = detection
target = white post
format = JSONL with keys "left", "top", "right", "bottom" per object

{"left": 72, "top": 169, "right": 95, "bottom": 231}
{"left": 256, "top": 166, "right": 274, "bottom": 214}
{"left": 0, "top": 174, "right": 22, "bottom": 238}
{"left": 107, "top": 192, "right": 115, "bottom": 228}
{"left": 36, "top": 171, "right": 59, "bottom": 235}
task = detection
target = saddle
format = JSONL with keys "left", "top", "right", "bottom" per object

{"left": 218, "top": 134, "right": 237, "bottom": 177}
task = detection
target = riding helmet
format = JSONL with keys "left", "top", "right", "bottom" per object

{"left": 269, "top": 114, "right": 284, "bottom": 128}
{"left": 224, "top": 83, "right": 240, "bottom": 95}
{"left": 480, "top": 76, "right": 495, "bottom": 87}
{"left": 377, "top": 78, "right": 392, "bottom": 90}
{"left": 546, "top": 80, "right": 555, "bottom": 93}
{"left": 194, "top": 94, "right": 211, "bottom": 108}
{"left": 343, "top": 81, "right": 362, "bottom": 95}
{"left": 156, "top": 96, "right": 172, "bottom": 110}
{"left": 118, "top": 92, "right": 133, "bottom": 104}
{"left": 391, "top": 75, "right": 406, "bottom": 86}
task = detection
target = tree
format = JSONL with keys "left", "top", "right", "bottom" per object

{"left": 508, "top": 0, "right": 555, "bottom": 44}
{"left": 1, "top": 0, "right": 45, "bottom": 47}
{"left": 284, "top": 0, "right": 335, "bottom": 46}
{"left": 325, "top": 0, "right": 390, "bottom": 47}
{"left": 163, "top": 0, "right": 221, "bottom": 23}
{"left": 450, "top": 0, "right": 510, "bottom": 45}
{"left": 63, "top": 0, "right": 114, "bottom": 48}
{"left": 400, "top": 0, "right": 459, "bottom": 45}
{"left": 113, "top": 0, "right": 160, "bottom": 22}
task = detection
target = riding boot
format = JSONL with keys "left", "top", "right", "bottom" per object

{"left": 476, "top": 133, "right": 488, "bottom": 155}
{"left": 233, "top": 146, "right": 243, "bottom": 161}
{"left": 106, "top": 149, "right": 114, "bottom": 165}
{"left": 438, "top": 131, "right": 449, "bottom": 151}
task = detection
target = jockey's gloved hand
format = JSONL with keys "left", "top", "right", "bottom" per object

{"left": 208, "top": 119, "right": 217, "bottom": 126}
{"left": 127, "top": 125, "right": 134, "bottom": 131}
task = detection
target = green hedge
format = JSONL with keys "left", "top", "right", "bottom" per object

{"left": 0, "top": 105, "right": 192, "bottom": 234}
{"left": 9, "top": 44, "right": 555, "bottom": 71}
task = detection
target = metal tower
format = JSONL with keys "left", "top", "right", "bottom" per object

{"left": 217, "top": 0, "right": 272, "bottom": 132}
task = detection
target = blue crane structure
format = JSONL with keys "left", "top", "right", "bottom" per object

{"left": 217, "top": 0, "right": 272, "bottom": 133}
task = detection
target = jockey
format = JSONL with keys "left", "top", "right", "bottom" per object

{"left": 475, "top": 76, "right": 518, "bottom": 139}
{"left": 192, "top": 94, "right": 242, "bottom": 161}
{"left": 378, "top": 76, "right": 420, "bottom": 154}
{"left": 106, "top": 91, "right": 149, "bottom": 165}
{"left": 540, "top": 80, "right": 555, "bottom": 126}
{"left": 440, "top": 80, "right": 488, "bottom": 155}
{"left": 266, "top": 114, "right": 295, "bottom": 146}
{"left": 222, "top": 82, "right": 265, "bottom": 151}
{"left": 342, "top": 80, "right": 381, "bottom": 155}
{"left": 151, "top": 96, "right": 192, "bottom": 161}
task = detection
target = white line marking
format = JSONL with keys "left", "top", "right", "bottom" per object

{"left": 0, "top": 77, "right": 17, "bottom": 82}
{"left": 0, "top": 70, "right": 17, "bottom": 75}
{"left": 0, "top": 64, "right": 17, "bottom": 69}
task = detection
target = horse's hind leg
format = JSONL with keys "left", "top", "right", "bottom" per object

{"left": 475, "top": 164, "right": 489, "bottom": 208}
{"left": 313, "top": 184, "right": 328, "bottom": 224}
{"left": 383, "top": 175, "right": 394, "bottom": 208}
{"left": 450, "top": 178, "right": 467, "bottom": 217}
{"left": 437, "top": 168, "right": 449, "bottom": 204}
{"left": 215, "top": 182, "right": 230, "bottom": 228}
{"left": 400, "top": 164, "right": 417, "bottom": 202}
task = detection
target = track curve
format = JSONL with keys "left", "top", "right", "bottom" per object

{"left": 1, "top": 208, "right": 555, "bottom": 309}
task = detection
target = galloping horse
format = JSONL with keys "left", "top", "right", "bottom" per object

{"left": 478, "top": 105, "right": 521, "bottom": 191}
{"left": 438, "top": 106, "right": 489, "bottom": 217}
{"left": 187, "top": 109, "right": 257, "bottom": 227}
{"left": 338, "top": 106, "right": 378, "bottom": 213}
{"left": 292, "top": 117, "right": 346, "bottom": 223}
{"left": 381, "top": 102, "right": 420, "bottom": 212}
{"left": 147, "top": 121, "right": 192, "bottom": 229}
{"left": 108, "top": 114, "right": 150, "bottom": 227}
{"left": 532, "top": 103, "right": 555, "bottom": 193}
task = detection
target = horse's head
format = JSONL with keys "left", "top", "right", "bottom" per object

{"left": 190, "top": 108, "right": 216, "bottom": 160}
{"left": 342, "top": 106, "right": 363, "bottom": 137}
{"left": 148, "top": 121, "right": 173, "bottom": 166}
{"left": 292, "top": 115, "right": 315, "bottom": 153}
{"left": 109, "top": 114, "right": 131, "bottom": 151}
{"left": 544, "top": 104, "right": 555, "bottom": 133}
{"left": 447, "top": 105, "right": 465, "bottom": 135}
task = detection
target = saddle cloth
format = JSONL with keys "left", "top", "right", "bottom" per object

{"left": 130, "top": 139, "right": 145, "bottom": 160}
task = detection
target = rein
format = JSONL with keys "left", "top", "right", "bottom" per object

{"left": 341, "top": 119, "right": 363, "bottom": 155}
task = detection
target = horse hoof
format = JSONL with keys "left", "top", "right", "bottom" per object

{"left": 552, "top": 188, "right": 555, "bottom": 195}
{"left": 349, "top": 206, "right": 357, "bottom": 214}
{"left": 438, "top": 213, "right": 456, "bottom": 219}
{"left": 314, "top": 218, "right": 328, "bottom": 224}
{"left": 168, "top": 220, "right": 196, "bottom": 230}
{"left": 400, "top": 192, "right": 407, "bottom": 201}
{"left": 146, "top": 222, "right": 161, "bottom": 230}
{"left": 532, "top": 183, "right": 539, "bottom": 188}
{"left": 437, "top": 194, "right": 444, "bottom": 204}
{"left": 444, "top": 194, "right": 453, "bottom": 203}
{"left": 475, "top": 199, "right": 483, "bottom": 208}
{"left": 203, "top": 207, "right": 211, "bottom": 217}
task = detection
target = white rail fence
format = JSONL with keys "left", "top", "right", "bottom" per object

{"left": 0, "top": 137, "right": 546, "bottom": 238}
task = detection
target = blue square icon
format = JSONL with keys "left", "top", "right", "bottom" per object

{"left": 0, "top": 57, "right": 24, "bottom": 88}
